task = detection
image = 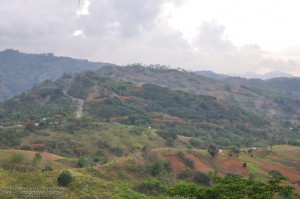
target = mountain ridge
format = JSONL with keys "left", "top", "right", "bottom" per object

{"left": 0, "top": 49, "right": 114, "bottom": 100}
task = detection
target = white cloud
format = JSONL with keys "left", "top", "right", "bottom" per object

{"left": 73, "top": 30, "right": 84, "bottom": 37}
{"left": 77, "top": 0, "right": 91, "bottom": 16}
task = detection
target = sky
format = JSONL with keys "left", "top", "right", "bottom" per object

{"left": 1, "top": 0, "right": 300, "bottom": 75}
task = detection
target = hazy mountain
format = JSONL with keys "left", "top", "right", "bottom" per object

{"left": 195, "top": 70, "right": 231, "bottom": 80}
{"left": 238, "top": 71, "right": 293, "bottom": 80}
{"left": 0, "top": 49, "right": 114, "bottom": 100}
{"left": 225, "top": 76, "right": 300, "bottom": 93}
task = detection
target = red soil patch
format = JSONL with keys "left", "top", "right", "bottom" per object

{"left": 166, "top": 155, "right": 187, "bottom": 174}
{"left": 213, "top": 157, "right": 249, "bottom": 176}
{"left": 184, "top": 153, "right": 214, "bottom": 174}
{"left": 8, "top": 150, "right": 64, "bottom": 161}
{"left": 260, "top": 163, "right": 300, "bottom": 182}
{"left": 243, "top": 156, "right": 300, "bottom": 182}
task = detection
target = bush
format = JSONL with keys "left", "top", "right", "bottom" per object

{"left": 77, "top": 157, "right": 87, "bottom": 168}
{"left": 150, "top": 159, "right": 172, "bottom": 176}
{"left": 135, "top": 177, "right": 166, "bottom": 195}
{"left": 189, "top": 138, "right": 201, "bottom": 147}
{"left": 57, "top": 170, "right": 73, "bottom": 186}
{"left": 42, "top": 165, "right": 53, "bottom": 172}
{"left": 178, "top": 168, "right": 193, "bottom": 179}
{"left": 193, "top": 171, "right": 210, "bottom": 186}
{"left": 243, "top": 162, "right": 247, "bottom": 167}
{"left": 268, "top": 170, "right": 283, "bottom": 179}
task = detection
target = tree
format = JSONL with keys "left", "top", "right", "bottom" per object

{"left": 230, "top": 147, "right": 240, "bottom": 157}
{"left": 208, "top": 144, "right": 218, "bottom": 157}
{"left": 57, "top": 170, "right": 73, "bottom": 186}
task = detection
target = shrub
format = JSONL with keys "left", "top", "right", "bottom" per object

{"left": 77, "top": 157, "right": 87, "bottom": 168}
{"left": 42, "top": 166, "right": 53, "bottom": 172}
{"left": 57, "top": 170, "right": 73, "bottom": 186}
{"left": 150, "top": 159, "right": 172, "bottom": 176}
{"left": 135, "top": 177, "right": 166, "bottom": 195}
{"left": 268, "top": 170, "right": 283, "bottom": 179}
{"left": 243, "top": 162, "right": 247, "bottom": 167}
{"left": 193, "top": 171, "right": 210, "bottom": 186}
{"left": 178, "top": 168, "right": 193, "bottom": 179}
{"left": 189, "top": 138, "right": 201, "bottom": 147}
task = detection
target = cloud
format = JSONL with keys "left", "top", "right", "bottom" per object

{"left": 0, "top": 0, "right": 300, "bottom": 76}
{"left": 77, "top": 0, "right": 91, "bottom": 16}
{"left": 192, "top": 21, "right": 236, "bottom": 55}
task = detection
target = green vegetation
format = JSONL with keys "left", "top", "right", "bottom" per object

{"left": 208, "top": 144, "right": 218, "bottom": 157}
{"left": 168, "top": 175, "right": 295, "bottom": 199}
{"left": 193, "top": 171, "right": 211, "bottom": 186}
{"left": 57, "top": 170, "right": 73, "bottom": 186}
{"left": 0, "top": 49, "right": 111, "bottom": 100}
{"left": 135, "top": 177, "right": 166, "bottom": 196}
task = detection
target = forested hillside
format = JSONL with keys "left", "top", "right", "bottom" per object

{"left": 1, "top": 70, "right": 299, "bottom": 149}
{"left": 94, "top": 64, "right": 300, "bottom": 121}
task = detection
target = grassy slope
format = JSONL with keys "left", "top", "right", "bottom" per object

{"left": 0, "top": 150, "right": 167, "bottom": 199}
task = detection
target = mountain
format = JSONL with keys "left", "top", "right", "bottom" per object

{"left": 238, "top": 71, "right": 293, "bottom": 80}
{"left": 195, "top": 70, "right": 231, "bottom": 80}
{"left": 1, "top": 69, "right": 299, "bottom": 149}
{"left": 0, "top": 49, "right": 114, "bottom": 100}
{"left": 89, "top": 64, "right": 300, "bottom": 121}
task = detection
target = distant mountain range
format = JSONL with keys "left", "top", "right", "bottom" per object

{"left": 0, "top": 49, "right": 114, "bottom": 100}
{"left": 196, "top": 70, "right": 293, "bottom": 80}
{"left": 237, "top": 71, "right": 293, "bottom": 80}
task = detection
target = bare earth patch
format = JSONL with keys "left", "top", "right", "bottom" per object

{"left": 184, "top": 153, "right": 214, "bottom": 173}
{"left": 166, "top": 155, "right": 186, "bottom": 174}
{"left": 212, "top": 156, "right": 249, "bottom": 176}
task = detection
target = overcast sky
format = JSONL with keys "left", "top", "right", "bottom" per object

{"left": 1, "top": 0, "right": 300, "bottom": 75}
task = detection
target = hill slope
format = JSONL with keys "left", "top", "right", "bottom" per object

{"left": 94, "top": 64, "right": 300, "bottom": 121}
